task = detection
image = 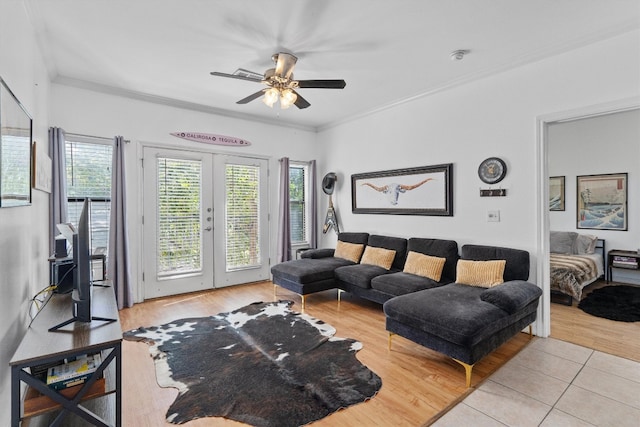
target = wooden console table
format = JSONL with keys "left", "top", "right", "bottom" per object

{"left": 10, "top": 284, "right": 122, "bottom": 426}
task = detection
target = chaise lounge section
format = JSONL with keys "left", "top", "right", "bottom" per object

{"left": 383, "top": 244, "right": 542, "bottom": 387}
{"left": 271, "top": 232, "right": 369, "bottom": 308}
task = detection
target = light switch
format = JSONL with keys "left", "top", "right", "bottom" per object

{"left": 487, "top": 210, "right": 500, "bottom": 222}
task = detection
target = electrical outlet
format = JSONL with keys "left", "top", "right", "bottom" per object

{"left": 487, "top": 210, "right": 500, "bottom": 222}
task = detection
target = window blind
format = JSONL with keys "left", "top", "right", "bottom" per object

{"left": 156, "top": 157, "right": 202, "bottom": 276}
{"left": 65, "top": 139, "right": 113, "bottom": 252}
{"left": 289, "top": 164, "right": 307, "bottom": 244}
{"left": 225, "top": 163, "right": 261, "bottom": 271}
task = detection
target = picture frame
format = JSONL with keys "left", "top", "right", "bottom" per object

{"left": 0, "top": 77, "right": 32, "bottom": 207}
{"left": 549, "top": 176, "right": 565, "bottom": 211}
{"left": 351, "top": 163, "right": 453, "bottom": 216}
{"left": 577, "top": 173, "right": 627, "bottom": 230}
{"left": 32, "top": 141, "right": 52, "bottom": 193}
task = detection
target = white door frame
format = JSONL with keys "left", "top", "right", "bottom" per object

{"left": 535, "top": 96, "right": 640, "bottom": 337}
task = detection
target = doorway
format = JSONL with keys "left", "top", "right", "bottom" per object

{"left": 142, "top": 147, "right": 269, "bottom": 299}
{"left": 537, "top": 98, "right": 640, "bottom": 338}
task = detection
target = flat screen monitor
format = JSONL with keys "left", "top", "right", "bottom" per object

{"left": 73, "top": 198, "right": 93, "bottom": 322}
{"left": 49, "top": 199, "right": 115, "bottom": 331}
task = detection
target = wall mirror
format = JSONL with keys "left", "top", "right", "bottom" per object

{"left": 0, "top": 77, "right": 32, "bottom": 207}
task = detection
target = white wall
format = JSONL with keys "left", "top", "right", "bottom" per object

{"left": 0, "top": 0, "right": 51, "bottom": 423}
{"left": 50, "top": 84, "right": 321, "bottom": 301}
{"left": 549, "top": 109, "right": 640, "bottom": 284}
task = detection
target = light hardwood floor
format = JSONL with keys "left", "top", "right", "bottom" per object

{"left": 118, "top": 281, "right": 533, "bottom": 427}
{"left": 549, "top": 280, "right": 640, "bottom": 362}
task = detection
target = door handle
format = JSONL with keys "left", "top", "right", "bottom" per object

{"left": 204, "top": 226, "right": 212, "bottom": 231}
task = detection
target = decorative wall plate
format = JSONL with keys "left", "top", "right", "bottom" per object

{"left": 478, "top": 157, "right": 507, "bottom": 184}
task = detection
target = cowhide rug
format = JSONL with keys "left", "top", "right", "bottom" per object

{"left": 123, "top": 300, "right": 382, "bottom": 426}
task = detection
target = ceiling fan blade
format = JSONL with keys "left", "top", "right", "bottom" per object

{"left": 274, "top": 52, "right": 297, "bottom": 79}
{"left": 293, "top": 91, "right": 310, "bottom": 109}
{"left": 297, "top": 79, "right": 346, "bottom": 89}
{"left": 237, "top": 90, "right": 266, "bottom": 104}
{"left": 210, "top": 71, "right": 263, "bottom": 83}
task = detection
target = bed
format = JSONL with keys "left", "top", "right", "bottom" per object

{"left": 550, "top": 231, "right": 605, "bottom": 305}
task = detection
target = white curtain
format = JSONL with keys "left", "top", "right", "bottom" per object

{"left": 107, "top": 136, "right": 134, "bottom": 309}
{"left": 48, "top": 127, "right": 68, "bottom": 255}
{"left": 277, "top": 157, "right": 291, "bottom": 262}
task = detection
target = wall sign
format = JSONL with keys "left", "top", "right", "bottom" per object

{"left": 170, "top": 132, "right": 251, "bottom": 147}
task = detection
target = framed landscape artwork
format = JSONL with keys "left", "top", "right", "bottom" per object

{"left": 549, "top": 176, "right": 565, "bottom": 211}
{"left": 577, "top": 173, "right": 627, "bottom": 230}
{"left": 351, "top": 163, "right": 453, "bottom": 216}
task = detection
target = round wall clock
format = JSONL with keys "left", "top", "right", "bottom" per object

{"left": 478, "top": 157, "right": 507, "bottom": 184}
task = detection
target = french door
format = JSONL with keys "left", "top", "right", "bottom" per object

{"left": 142, "top": 147, "right": 269, "bottom": 299}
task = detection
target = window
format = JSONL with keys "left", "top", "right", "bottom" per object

{"left": 225, "top": 163, "right": 261, "bottom": 270}
{"left": 289, "top": 162, "right": 309, "bottom": 245}
{"left": 65, "top": 136, "right": 113, "bottom": 254}
{"left": 156, "top": 157, "right": 202, "bottom": 276}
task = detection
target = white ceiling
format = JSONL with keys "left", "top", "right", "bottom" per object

{"left": 25, "top": 0, "right": 640, "bottom": 131}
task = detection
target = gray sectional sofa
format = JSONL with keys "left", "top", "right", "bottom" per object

{"left": 270, "top": 232, "right": 542, "bottom": 386}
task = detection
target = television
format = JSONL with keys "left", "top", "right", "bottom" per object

{"left": 49, "top": 199, "right": 115, "bottom": 331}
{"left": 74, "top": 197, "right": 93, "bottom": 322}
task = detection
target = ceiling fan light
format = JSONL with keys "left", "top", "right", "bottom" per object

{"left": 263, "top": 88, "right": 279, "bottom": 107}
{"left": 280, "top": 89, "right": 297, "bottom": 109}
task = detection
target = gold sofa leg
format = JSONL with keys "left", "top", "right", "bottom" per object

{"left": 388, "top": 333, "right": 395, "bottom": 351}
{"left": 452, "top": 358, "right": 474, "bottom": 388}
{"left": 301, "top": 294, "right": 306, "bottom": 309}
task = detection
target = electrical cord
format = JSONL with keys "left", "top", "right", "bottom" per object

{"left": 28, "top": 264, "right": 76, "bottom": 326}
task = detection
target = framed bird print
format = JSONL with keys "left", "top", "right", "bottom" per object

{"left": 351, "top": 163, "right": 453, "bottom": 216}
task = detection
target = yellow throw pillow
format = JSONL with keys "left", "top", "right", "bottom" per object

{"left": 456, "top": 259, "right": 506, "bottom": 288}
{"left": 334, "top": 241, "right": 365, "bottom": 263}
{"left": 360, "top": 246, "right": 396, "bottom": 270}
{"left": 403, "top": 251, "right": 446, "bottom": 282}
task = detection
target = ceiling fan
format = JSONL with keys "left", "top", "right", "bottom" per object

{"left": 210, "top": 52, "right": 346, "bottom": 109}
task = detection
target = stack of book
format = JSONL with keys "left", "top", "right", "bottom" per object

{"left": 44, "top": 353, "right": 102, "bottom": 391}
{"left": 611, "top": 255, "right": 639, "bottom": 269}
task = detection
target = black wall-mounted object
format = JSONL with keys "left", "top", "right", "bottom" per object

{"left": 480, "top": 189, "right": 507, "bottom": 197}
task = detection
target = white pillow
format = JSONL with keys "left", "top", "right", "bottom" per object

{"left": 576, "top": 234, "right": 598, "bottom": 255}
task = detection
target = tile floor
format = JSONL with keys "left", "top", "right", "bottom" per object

{"left": 432, "top": 337, "right": 640, "bottom": 427}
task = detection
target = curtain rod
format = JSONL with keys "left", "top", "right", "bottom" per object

{"left": 66, "top": 132, "right": 131, "bottom": 143}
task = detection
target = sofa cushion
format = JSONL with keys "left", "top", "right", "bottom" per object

{"left": 371, "top": 272, "right": 444, "bottom": 296}
{"left": 301, "top": 248, "right": 335, "bottom": 259}
{"left": 335, "top": 264, "right": 391, "bottom": 289}
{"left": 461, "top": 245, "right": 530, "bottom": 282}
{"left": 480, "top": 281, "right": 543, "bottom": 314}
{"left": 338, "top": 232, "right": 370, "bottom": 245}
{"left": 361, "top": 246, "right": 396, "bottom": 270}
{"left": 367, "top": 235, "right": 408, "bottom": 271}
{"left": 456, "top": 259, "right": 506, "bottom": 288}
{"left": 271, "top": 257, "right": 354, "bottom": 284}
{"left": 383, "top": 283, "right": 511, "bottom": 347}
{"left": 403, "top": 251, "right": 446, "bottom": 281}
{"left": 334, "top": 240, "right": 365, "bottom": 263}
{"left": 407, "top": 238, "right": 459, "bottom": 283}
